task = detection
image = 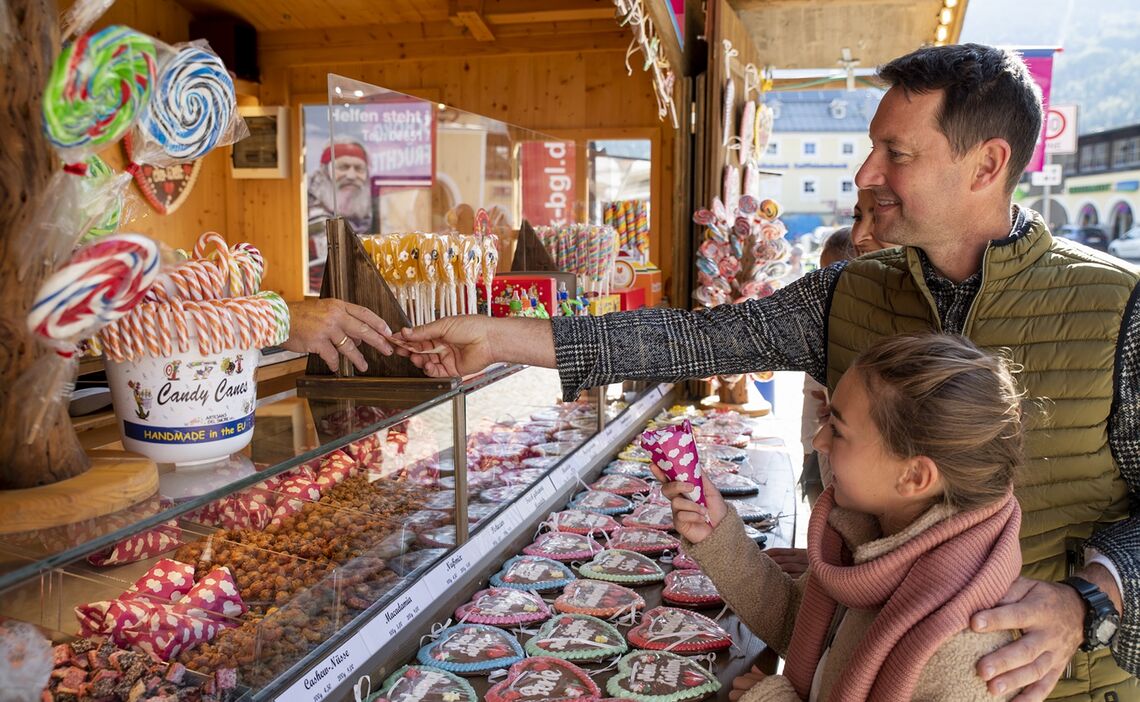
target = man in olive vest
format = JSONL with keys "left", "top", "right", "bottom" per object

{"left": 398, "top": 44, "right": 1140, "bottom": 701}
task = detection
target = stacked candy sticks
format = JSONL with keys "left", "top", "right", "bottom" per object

{"left": 364, "top": 231, "right": 497, "bottom": 324}
{"left": 534, "top": 224, "right": 621, "bottom": 296}
{"left": 604, "top": 200, "right": 650, "bottom": 265}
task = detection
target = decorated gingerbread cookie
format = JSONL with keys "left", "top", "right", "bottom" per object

{"left": 607, "top": 650, "right": 721, "bottom": 702}
{"left": 554, "top": 579, "right": 645, "bottom": 619}
{"left": 669, "top": 551, "right": 700, "bottom": 570}
{"left": 523, "top": 613, "right": 627, "bottom": 662}
{"left": 479, "top": 484, "right": 529, "bottom": 503}
{"left": 375, "top": 665, "right": 478, "bottom": 701}
{"left": 545, "top": 509, "right": 620, "bottom": 536}
{"left": 416, "top": 623, "right": 524, "bottom": 675}
{"left": 578, "top": 549, "right": 665, "bottom": 585}
{"left": 726, "top": 501, "right": 774, "bottom": 525}
{"left": 417, "top": 525, "right": 457, "bottom": 549}
{"left": 485, "top": 656, "right": 599, "bottom": 702}
{"left": 618, "top": 445, "right": 653, "bottom": 463}
{"left": 696, "top": 444, "right": 748, "bottom": 463}
{"left": 523, "top": 531, "right": 604, "bottom": 562}
{"left": 609, "top": 527, "right": 681, "bottom": 556}
{"left": 569, "top": 490, "right": 634, "bottom": 515}
{"left": 589, "top": 474, "right": 652, "bottom": 496}
{"left": 662, "top": 569, "right": 723, "bottom": 608}
{"left": 710, "top": 472, "right": 760, "bottom": 496}
{"left": 622, "top": 504, "right": 674, "bottom": 531}
{"left": 490, "top": 555, "right": 576, "bottom": 592}
{"left": 603, "top": 460, "right": 653, "bottom": 479}
{"left": 700, "top": 456, "right": 739, "bottom": 475}
{"left": 402, "top": 509, "right": 453, "bottom": 533}
{"left": 454, "top": 588, "right": 550, "bottom": 627}
{"left": 627, "top": 606, "right": 732, "bottom": 653}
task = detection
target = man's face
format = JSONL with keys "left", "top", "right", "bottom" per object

{"left": 855, "top": 87, "right": 973, "bottom": 248}
{"left": 333, "top": 155, "right": 368, "bottom": 191}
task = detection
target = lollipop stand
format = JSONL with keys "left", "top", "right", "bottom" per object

{"left": 296, "top": 217, "right": 458, "bottom": 401}
{"left": 509, "top": 220, "right": 559, "bottom": 272}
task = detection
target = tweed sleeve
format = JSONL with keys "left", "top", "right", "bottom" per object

{"left": 1087, "top": 284, "right": 1140, "bottom": 674}
{"left": 549, "top": 264, "right": 843, "bottom": 401}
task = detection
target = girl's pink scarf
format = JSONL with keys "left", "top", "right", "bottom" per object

{"left": 783, "top": 486, "right": 1022, "bottom": 701}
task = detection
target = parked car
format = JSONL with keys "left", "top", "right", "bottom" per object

{"left": 1055, "top": 224, "right": 1109, "bottom": 251}
{"left": 1108, "top": 226, "right": 1140, "bottom": 260}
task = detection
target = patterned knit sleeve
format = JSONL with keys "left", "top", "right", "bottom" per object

{"left": 1086, "top": 285, "right": 1140, "bottom": 674}
{"left": 549, "top": 264, "right": 843, "bottom": 401}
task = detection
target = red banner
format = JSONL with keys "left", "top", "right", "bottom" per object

{"left": 1021, "top": 49, "right": 1056, "bottom": 173}
{"left": 521, "top": 141, "right": 576, "bottom": 227}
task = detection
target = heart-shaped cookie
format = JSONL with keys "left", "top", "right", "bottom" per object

{"left": 603, "top": 460, "right": 653, "bottom": 479}
{"left": 589, "top": 474, "right": 652, "bottom": 496}
{"left": 617, "top": 445, "right": 652, "bottom": 463}
{"left": 700, "top": 456, "right": 739, "bottom": 475}
{"left": 490, "top": 555, "right": 576, "bottom": 592}
{"left": 710, "top": 472, "right": 760, "bottom": 496}
{"left": 696, "top": 443, "right": 748, "bottom": 463}
{"left": 422, "top": 491, "right": 457, "bottom": 510}
{"left": 554, "top": 579, "right": 645, "bottom": 619}
{"left": 523, "top": 532, "right": 604, "bottom": 562}
{"left": 662, "top": 569, "right": 723, "bottom": 607}
{"left": 669, "top": 551, "right": 700, "bottom": 570}
{"left": 479, "top": 484, "right": 529, "bottom": 503}
{"left": 579, "top": 549, "right": 665, "bottom": 585}
{"left": 607, "top": 650, "right": 721, "bottom": 702}
{"left": 417, "top": 525, "right": 457, "bottom": 549}
{"left": 627, "top": 606, "right": 732, "bottom": 653}
{"left": 376, "top": 665, "right": 478, "bottom": 701}
{"left": 416, "top": 623, "right": 524, "bottom": 675}
{"left": 621, "top": 504, "right": 674, "bottom": 531}
{"left": 485, "top": 657, "right": 600, "bottom": 702}
{"left": 454, "top": 588, "right": 550, "bottom": 627}
{"left": 569, "top": 490, "right": 634, "bottom": 515}
{"left": 608, "top": 527, "right": 681, "bottom": 555}
{"left": 546, "top": 509, "right": 620, "bottom": 536}
{"left": 727, "top": 501, "right": 773, "bottom": 524}
{"left": 524, "top": 613, "right": 627, "bottom": 662}
{"left": 402, "top": 509, "right": 453, "bottom": 533}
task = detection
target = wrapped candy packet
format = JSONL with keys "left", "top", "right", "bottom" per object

{"left": 639, "top": 419, "right": 707, "bottom": 510}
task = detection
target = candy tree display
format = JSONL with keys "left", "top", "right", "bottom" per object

{"left": 692, "top": 194, "right": 790, "bottom": 309}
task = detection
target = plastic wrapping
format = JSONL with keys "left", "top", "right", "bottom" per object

{"left": 130, "top": 40, "right": 248, "bottom": 166}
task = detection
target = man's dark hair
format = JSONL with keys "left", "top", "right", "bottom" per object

{"left": 878, "top": 43, "right": 1043, "bottom": 194}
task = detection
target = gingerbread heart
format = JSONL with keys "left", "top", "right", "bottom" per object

{"left": 669, "top": 551, "right": 700, "bottom": 570}
{"left": 479, "top": 484, "right": 529, "bottom": 503}
{"left": 546, "top": 509, "right": 620, "bottom": 536}
{"left": 454, "top": 588, "right": 550, "bottom": 627}
{"left": 618, "top": 445, "right": 652, "bottom": 463}
{"left": 726, "top": 501, "right": 773, "bottom": 524}
{"left": 603, "top": 460, "right": 653, "bottom": 479}
{"left": 417, "top": 525, "right": 457, "bottom": 549}
{"left": 662, "top": 569, "right": 723, "bottom": 607}
{"left": 490, "top": 555, "right": 576, "bottom": 592}
{"left": 700, "top": 456, "right": 739, "bottom": 475}
{"left": 416, "top": 623, "right": 524, "bottom": 675}
{"left": 569, "top": 490, "right": 634, "bottom": 515}
{"left": 485, "top": 657, "right": 599, "bottom": 702}
{"left": 609, "top": 527, "right": 681, "bottom": 555}
{"left": 579, "top": 549, "right": 665, "bottom": 585}
{"left": 696, "top": 444, "right": 747, "bottom": 463}
{"left": 422, "top": 491, "right": 457, "bottom": 510}
{"left": 523, "top": 532, "right": 603, "bottom": 562}
{"left": 524, "top": 613, "right": 627, "bottom": 662}
{"left": 711, "top": 472, "right": 760, "bottom": 496}
{"left": 589, "top": 474, "right": 652, "bottom": 496}
{"left": 402, "top": 509, "right": 452, "bottom": 533}
{"left": 627, "top": 606, "right": 732, "bottom": 653}
{"left": 376, "top": 664, "right": 478, "bottom": 701}
{"left": 554, "top": 579, "right": 645, "bottom": 619}
{"left": 621, "top": 504, "right": 674, "bottom": 531}
{"left": 607, "top": 650, "right": 721, "bottom": 702}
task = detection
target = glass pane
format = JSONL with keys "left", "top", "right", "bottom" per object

{"left": 588, "top": 139, "right": 652, "bottom": 264}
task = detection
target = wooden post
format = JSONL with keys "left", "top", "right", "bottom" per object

{"left": 0, "top": 0, "right": 90, "bottom": 488}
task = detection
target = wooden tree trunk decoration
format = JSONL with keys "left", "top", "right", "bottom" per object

{"left": 0, "top": 0, "right": 90, "bottom": 488}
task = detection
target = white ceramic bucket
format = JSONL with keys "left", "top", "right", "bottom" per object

{"left": 106, "top": 341, "right": 260, "bottom": 466}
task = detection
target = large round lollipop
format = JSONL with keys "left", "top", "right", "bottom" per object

{"left": 138, "top": 45, "right": 236, "bottom": 162}
{"left": 43, "top": 25, "right": 157, "bottom": 159}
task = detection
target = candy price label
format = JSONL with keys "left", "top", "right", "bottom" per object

{"left": 519, "top": 478, "right": 556, "bottom": 510}
{"left": 279, "top": 634, "right": 371, "bottom": 702}
{"left": 361, "top": 588, "right": 429, "bottom": 652}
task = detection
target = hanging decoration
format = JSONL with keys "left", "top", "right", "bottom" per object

{"left": 692, "top": 194, "right": 790, "bottom": 309}
{"left": 122, "top": 134, "right": 202, "bottom": 215}
{"left": 613, "top": 0, "right": 679, "bottom": 128}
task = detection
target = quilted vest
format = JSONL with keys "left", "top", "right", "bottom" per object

{"left": 826, "top": 212, "right": 1139, "bottom": 700}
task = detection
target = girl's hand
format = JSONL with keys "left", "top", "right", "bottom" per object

{"left": 729, "top": 665, "right": 768, "bottom": 701}
{"left": 648, "top": 468, "right": 728, "bottom": 544}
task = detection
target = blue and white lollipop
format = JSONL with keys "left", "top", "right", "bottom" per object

{"left": 139, "top": 46, "right": 235, "bottom": 162}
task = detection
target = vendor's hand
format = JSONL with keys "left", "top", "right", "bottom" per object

{"left": 972, "top": 577, "right": 1085, "bottom": 701}
{"left": 648, "top": 468, "right": 728, "bottom": 544}
{"left": 729, "top": 665, "right": 767, "bottom": 701}
{"left": 397, "top": 316, "right": 498, "bottom": 378}
{"left": 283, "top": 298, "right": 394, "bottom": 372}
{"left": 765, "top": 548, "right": 810, "bottom": 578}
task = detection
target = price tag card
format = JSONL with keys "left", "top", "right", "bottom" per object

{"left": 279, "top": 633, "right": 371, "bottom": 702}
{"left": 551, "top": 460, "right": 577, "bottom": 488}
{"left": 516, "top": 477, "right": 556, "bottom": 514}
{"left": 421, "top": 540, "right": 484, "bottom": 599}
{"left": 476, "top": 504, "right": 522, "bottom": 549}
{"left": 360, "top": 586, "right": 430, "bottom": 652}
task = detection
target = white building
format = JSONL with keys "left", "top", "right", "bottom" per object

{"left": 755, "top": 89, "right": 883, "bottom": 238}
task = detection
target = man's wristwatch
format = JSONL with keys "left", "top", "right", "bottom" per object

{"left": 1061, "top": 576, "right": 1120, "bottom": 651}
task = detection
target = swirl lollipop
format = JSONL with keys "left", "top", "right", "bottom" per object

{"left": 137, "top": 44, "right": 236, "bottom": 163}
{"left": 75, "top": 155, "right": 125, "bottom": 245}
{"left": 43, "top": 25, "right": 157, "bottom": 161}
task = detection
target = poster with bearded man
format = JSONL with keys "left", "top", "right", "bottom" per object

{"left": 307, "top": 141, "right": 373, "bottom": 293}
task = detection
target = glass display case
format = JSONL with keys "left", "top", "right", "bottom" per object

{"left": 1, "top": 361, "right": 674, "bottom": 700}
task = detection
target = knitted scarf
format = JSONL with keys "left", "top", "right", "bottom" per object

{"left": 783, "top": 486, "right": 1022, "bottom": 701}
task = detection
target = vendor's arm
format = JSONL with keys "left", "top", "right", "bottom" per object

{"left": 657, "top": 470, "right": 803, "bottom": 655}
{"left": 284, "top": 298, "right": 395, "bottom": 372}
{"left": 972, "top": 293, "right": 1140, "bottom": 699}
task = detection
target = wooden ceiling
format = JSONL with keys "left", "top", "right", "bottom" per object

{"left": 728, "top": 0, "right": 969, "bottom": 70}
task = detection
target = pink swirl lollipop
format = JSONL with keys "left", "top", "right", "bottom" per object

{"left": 29, "top": 233, "right": 159, "bottom": 352}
